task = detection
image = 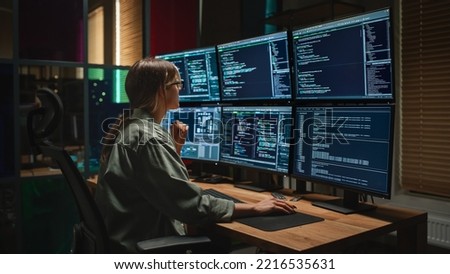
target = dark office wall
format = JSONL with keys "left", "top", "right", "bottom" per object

{"left": 149, "top": 0, "right": 276, "bottom": 51}
{"left": 241, "top": 0, "right": 267, "bottom": 39}
{"left": 200, "top": 0, "right": 242, "bottom": 47}
{"left": 19, "top": 0, "right": 84, "bottom": 61}
{"left": 149, "top": 0, "right": 199, "bottom": 56}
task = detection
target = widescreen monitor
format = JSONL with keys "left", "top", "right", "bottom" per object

{"left": 292, "top": 9, "right": 393, "bottom": 101}
{"left": 217, "top": 31, "right": 293, "bottom": 102}
{"left": 162, "top": 106, "right": 222, "bottom": 162}
{"left": 220, "top": 105, "right": 292, "bottom": 174}
{"left": 157, "top": 47, "right": 221, "bottom": 103}
{"left": 291, "top": 105, "right": 394, "bottom": 213}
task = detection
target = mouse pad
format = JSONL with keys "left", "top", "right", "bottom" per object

{"left": 235, "top": 212, "right": 324, "bottom": 231}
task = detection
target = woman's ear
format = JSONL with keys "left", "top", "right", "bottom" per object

{"left": 157, "top": 86, "right": 166, "bottom": 97}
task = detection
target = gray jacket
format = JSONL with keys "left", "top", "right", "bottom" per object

{"left": 95, "top": 108, "right": 233, "bottom": 253}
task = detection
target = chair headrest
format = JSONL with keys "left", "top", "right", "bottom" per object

{"left": 27, "top": 87, "right": 64, "bottom": 143}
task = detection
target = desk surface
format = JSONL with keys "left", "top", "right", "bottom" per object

{"left": 20, "top": 167, "right": 62, "bottom": 177}
{"left": 87, "top": 176, "right": 427, "bottom": 253}
{"left": 196, "top": 182, "right": 427, "bottom": 253}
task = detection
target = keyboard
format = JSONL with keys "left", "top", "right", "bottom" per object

{"left": 202, "top": 188, "right": 243, "bottom": 203}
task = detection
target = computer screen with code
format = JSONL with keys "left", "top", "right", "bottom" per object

{"left": 292, "top": 9, "right": 393, "bottom": 101}
{"left": 157, "top": 47, "right": 221, "bottom": 103}
{"left": 291, "top": 105, "right": 394, "bottom": 212}
{"left": 220, "top": 105, "right": 293, "bottom": 173}
{"left": 162, "top": 106, "right": 222, "bottom": 162}
{"left": 217, "top": 31, "right": 293, "bottom": 102}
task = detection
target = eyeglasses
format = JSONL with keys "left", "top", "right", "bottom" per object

{"left": 166, "top": 80, "right": 183, "bottom": 90}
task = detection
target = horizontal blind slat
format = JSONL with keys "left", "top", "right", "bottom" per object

{"left": 401, "top": 1, "right": 450, "bottom": 198}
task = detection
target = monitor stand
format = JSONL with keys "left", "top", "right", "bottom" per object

{"left": 312, "top": 190, "right": 376, "bottom": 214}
{"left": 294, "top": 179, "right": 313, "bottom": 195}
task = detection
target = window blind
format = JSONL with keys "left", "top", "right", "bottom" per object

{"left": 401, "top": 0, "right": 450, "bottom": 198}
{"left": 120, "top": 0, "right": 142, "bottom": 66}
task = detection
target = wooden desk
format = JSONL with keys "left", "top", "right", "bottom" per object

{"left": 196, "top": 182, "right": 428, "bottom": 254}
{"left": 20, "top": 167, "right": 62, "bottom": 177}
{"left": 87, "top": 176, "right": 427, "bottom": 253}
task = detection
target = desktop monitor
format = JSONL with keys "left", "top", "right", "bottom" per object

{"left": 291, "top": 105, "right": 394, "bottom": 213}
{"left": 156, "top": 47, "right": 221, "bottom": 103}
{"left": 161, "top": 106, "right": 222, "bottom": 162}
{"left": 220, "top": 105, "right": 293, "bottom": 174}
{"left": 217, "top": 31, "right": 293, "bottom": 102}
{"left": 292, "top": 8, "right": 394, "bottom": 102}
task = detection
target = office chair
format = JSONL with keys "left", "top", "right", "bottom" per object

{"left": 27, "top": 87, "right": 211, "bottom": 253}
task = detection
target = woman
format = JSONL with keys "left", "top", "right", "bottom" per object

{"left": 95, "top": 57, "right": 296, "bottom": 253}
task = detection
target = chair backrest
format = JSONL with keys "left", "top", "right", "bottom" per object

{"left": 26, "top": 87, "right": 109, "bottom": 253}
{"left": 40, "top": 144, "right": 110, "bottom": 253}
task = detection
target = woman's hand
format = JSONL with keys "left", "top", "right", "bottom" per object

{"left": 170, "top": 120, "right": 188, "bottom": 155}
{"left": 253, "top": 197, "right": 297, "bottom": 215}
{"left": 233, "top": 197, "right": 297, "bottom": 218}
